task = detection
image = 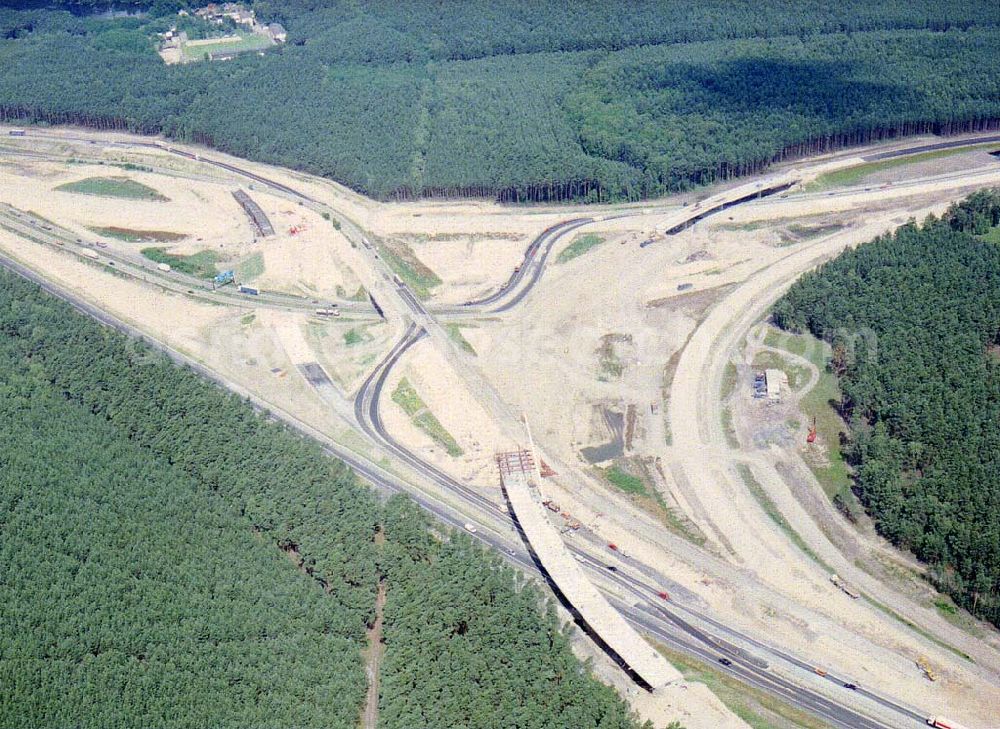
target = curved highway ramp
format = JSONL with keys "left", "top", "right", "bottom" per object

{"left": 497, "top": 449, "right": 682, "bottom": 691}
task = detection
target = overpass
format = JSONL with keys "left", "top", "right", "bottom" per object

{"left": 497, "top": 449, "right": 682, "bottom": 691}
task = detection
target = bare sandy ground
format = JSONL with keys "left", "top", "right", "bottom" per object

{"left": 7, "top": 126, "right": 1000, "bottom": 726}
{"left": 664, "top": 191, "right": 1000, "bottom": 725}
{"left": 0, "top": 157, "right": 249, "bottom": 251}
{"left": 381, "top": 338, "right": 508, "bottom": 491}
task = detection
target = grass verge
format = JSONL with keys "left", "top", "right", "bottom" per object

{"left": 375, "top": 238, "right": 441, "bottom": 298}
{"left": 141, "top": 247, "right": 220, "bottom": 279}
{"left": 557, "top": 233, "right": 605, "bottom": 263}
{"left": 736, "top": 464, "right": 832, "bottom": 573}
{"left": 601, "top": 459, "right": 708, "bottom": 547}
{"left": 603, "top": 465, "right": 647, "bottom": 495}
{"left": 56, "top": 176, "right": 168, "bottom": 201}
{"left": 446, "top": 324, "right": 477, "bottom": 355}
{"left": 807, "top": 142, "right": 1000, "bottom": 191}
{"left": 653, "top": 642, "right": 833, "bottom": 729}
{"left": 862, "top": 595, "right": 973, "bottom": 664}
{"left": 391, "top": 378, "right": 463, "bottom": 457}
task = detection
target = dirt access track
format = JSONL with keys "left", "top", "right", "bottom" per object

{"left": 3, "top": 125, "right": 1000, "bottom": 729}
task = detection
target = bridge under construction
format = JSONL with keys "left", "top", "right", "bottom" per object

{"left": 496, "top": 448, "right": 682, "bottom": 691}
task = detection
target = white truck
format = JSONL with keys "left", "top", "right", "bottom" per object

{"left": 157, "top": 263, "right": 171, "bottom": 272}
{"left": 926, "top": 717, "right": 969, "bottom": 729}
{"left": 463, "top": 523, "right": 477, "bottom": 534}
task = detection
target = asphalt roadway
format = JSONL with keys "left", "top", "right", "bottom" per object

{"left": 5, "top": 128, "right": 974, "bottom": 727}
{"left": 0, "top": 242, "right": 912, "bottom": 728}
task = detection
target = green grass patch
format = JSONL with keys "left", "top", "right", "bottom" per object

{"left": 236, "top": 251, "right": 265, "bottom": 280}
{"left": 978, "top": 226, "right": 1000, "bottom": 245}
{"left": 934, "top": 598, "right": 958, "bottom": 616}
{"left": 56, "top": 176, "right": 168, "bottom": 201}
{"left": 716, "top": 219, "right": 771, "bottom": 233}
{"left": 763, "top": 326, "right": 858, "bottom": 516}
{"left": 721, "top": 361, "right": 738, "bottom": 399}
{"left": 721, "top": 408, "right": 739, "bottom": 447}
{"left": 87, "top": 226, "right": 185, "bottom": 243}
{"left": 653, "top": 642, "right": 833, "bottom": 729}
{"left": 779, "top": 223, "right": 845, "bottom": 245}
{"left": 808, "top": 143, "right": 1000, "bottom": 191}
{"left": 602, "top": 466, "right": 648, "bottom": 495}
{"left": 557, "top": 233, "right": 605, "bottom": 263}
{"left": 240, "top": 313, "right": 255, "bottom": 326}
{"left": 141, "top": 247, "right": 220, "bottom": 279}
{"left": 343, "top": 328, "right": 364, "bottom": 346}
{"left": 68, "top": 159, "right": 153, "bottom": 173}
{"left": 446, "top": 324, "right": 477, "bottom": 355}
{"left": 602, "top": 459, "right": 708, "bottom": 547}
{"left": 597, "top": 333, "right": 629, "bottom": 380}
{"left": 391, "top": 378, "right": 463, "bottom": 457}
{"left": 180, "top": 32, "right": 273, "bottom": 62}
{"left": 391, "top": 378, "right": 424, "bottom": 416}
{"left": 375, "top": 238, "right": 441, "bottom": 298}
{"left": 862, "top": 595, "right": 973, "bottom": 663}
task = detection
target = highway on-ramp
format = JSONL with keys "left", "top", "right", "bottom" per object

{"left": 9, "top": 128, "right": 988, "bottom": 727}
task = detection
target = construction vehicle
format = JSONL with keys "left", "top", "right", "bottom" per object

{"left": 807, "top": 417, "right": 817, "bottom": 443}
{"left": 213, "top": 270, "right": 235, "bottom": 287}
{"left": 830, "top": 573, "right": 861, "bottom": 599}
{"left": 925, "top": 718, "right": 968, "bottom": 729}
{"left": 916, "top": 655, "right": 936, "bottom": 681}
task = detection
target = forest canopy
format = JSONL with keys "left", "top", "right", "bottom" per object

{"left": 0, "top": 269, "right": 643, "bottom": 729}
{"left": 0, "top": 2, "right": 998, "bottom": 201}
{"left": 773, "top": 190, "right": 1000, "bottom": 626}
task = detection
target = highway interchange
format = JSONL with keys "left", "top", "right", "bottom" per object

{"left": 4, "top": 128, "right": 999, "bottom": 728}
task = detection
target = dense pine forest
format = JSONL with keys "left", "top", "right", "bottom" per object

{"left": 0, "top": 270, "right": 644, "bottom": 729}
{"left": 1, "top": 2, "right": 999, "bottom": 201}
{"left": 773, "top": 191, "right": 1000, "bottom": 627}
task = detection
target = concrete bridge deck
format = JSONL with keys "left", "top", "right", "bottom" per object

{"left": 497, "top": 450, "right": 681, "bottom": 691}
